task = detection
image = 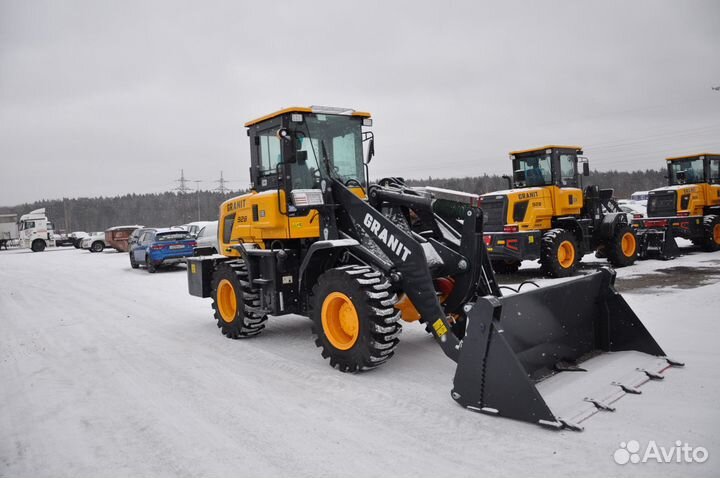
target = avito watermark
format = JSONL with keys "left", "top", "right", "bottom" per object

{"left": 614, "top": 440, "right": 709, "bottom": 465}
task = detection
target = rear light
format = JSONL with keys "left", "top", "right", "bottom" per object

{"left": 643, "top": 219, "right": 669, "bottom": 228}
{"left": 633, "top": 213, "right": 643, "bottom": 219}
{"left": 189, "top": 241, "right": 197, "bottom": 247}
{"left": 503, "top": 225, "right": 519, "bottom": 233}
{"left": 484, "top": 235, "right": 492, "bottom": 246}
{"left": 151, "top": 245, "right": 164, "bottom": 250}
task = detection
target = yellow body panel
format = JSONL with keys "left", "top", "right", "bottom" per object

{"left": 486, "top": 186, "right": 584, "bottom": 230}
{"left": 218, "top": 187, "right": 367, "bottom": 256}
{"left": 654, "top": 183, "right": 720, "bottom": 216}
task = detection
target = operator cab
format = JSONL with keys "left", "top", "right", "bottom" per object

{"left": 666, "top": 153, "right": 720, "bottom": 185}
{"left": 244, "top": 106, "right": 374, "bottom": 208}
{"left": 510, "top": 145, "right": 588, "bottom": 188}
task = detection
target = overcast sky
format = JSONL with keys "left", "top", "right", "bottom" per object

{"left": 1, "top": 0, "right": 718, "bottom": 205}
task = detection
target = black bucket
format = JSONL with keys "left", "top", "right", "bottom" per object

{"left": 451, "top": 268, "right": 682, "bottom": 430}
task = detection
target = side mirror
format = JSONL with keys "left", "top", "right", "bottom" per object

{"left": 295, "top": 150, "right": 308, "bottom": 164}
{"left": 582, "top": 162, "right": 590, "bottom": 176}
{"left": 676, "top": 170, "right": 686, "bottom": 182}
{"left": 366, "top": 138, "right": 375, "bottom": 164}
{"left": 513, "top": 169, "right": 526, "bottom": 184}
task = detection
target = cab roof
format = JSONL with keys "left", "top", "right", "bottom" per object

{"left": 509, "top": 145, "right": 583, "bottom": 156}
{"left": 244, "top": 106, "right": 371, "bottom": 127}
{"left": 666, "top": 153, "right": 720, "bottom": 161}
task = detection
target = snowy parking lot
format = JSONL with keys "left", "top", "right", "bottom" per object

{"left": 1, "top": 246, "right": 719, "bottom": 478}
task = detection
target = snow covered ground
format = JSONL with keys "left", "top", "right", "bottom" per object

{"left": 1, "top": 245, "right": 719, "bottom": 478}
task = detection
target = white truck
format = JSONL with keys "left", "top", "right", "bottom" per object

{"left": 19, "top": 208, "right": 58, "bottom": 252}
{"left": 0, "top": 213, "right": 19, "bottom": 250}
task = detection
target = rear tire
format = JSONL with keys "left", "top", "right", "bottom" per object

{"left": 146, "top": 256, "right": 156, "bottom": 273}
{"left": 702, "top": 215, "right": 720, "bottom": 252}
{"left": 91, "top": 241, "right": 104, "bottom": 253}
{"left": 310, "top": 265, "right": 401, "bottom": 372}
{"left": 210, "top": 262, "right": 266, "bottom": 338}
{"left": 606, "top": 224, "right": 638, "bottom": 267}
{"left": 491, "top": 260, "right": 521, "bottom": 274}
{"left": 31, "top": 239, "right": 46, "bottom": 252}
{"left": 540, "top": 229, "right": 578, "bottom": 278}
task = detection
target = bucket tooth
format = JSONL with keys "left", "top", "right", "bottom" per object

{"left": 558, "top": 419, "right": 584, "bottom": 432}
{"left": 584, "top": 397, "right": 616, "bottom": 412}
{"left": 666, "top": 357, "right": 685, "bottom": 367}
{"left": 638, "top": 368, "right": 665, "bottom": 380}
{"left": 612, "top": 381, "right": 642, "bottom": 394}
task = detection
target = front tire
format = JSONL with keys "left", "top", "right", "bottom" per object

{"left": 310, "top": 265, "right": 401, "bottom": 372}
{"left": 702, "top": 215, "right": 720, "bottom": 252}
{"left": 31, "top": 239, "right": 46, "bottom": 252}
{"left": 210, "top": 262, "right": 266, "bottom": 338}
{"left": 540, "top": 229, "right": 578, "bottom": 278}
{"left": 606, "top": 224, "right": 638, "bottom": 267}
{"left": 129, "top": 252, "right": 139, "bottom": 269}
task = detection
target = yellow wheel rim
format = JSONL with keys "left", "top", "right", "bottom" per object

{"left": 714, "top": 224, "right": 720, "bottom": 245}
{"left": 321, "top": 292, "right": 359, "bottom": 350}
{"left": 621, "top": 232, "right": 637, "bottom": 257}
{"left": 217, "top": 279, "right": 237, "bottom": 323}
{"left": 557, "top": 240, "right": 575, "bottom": 269}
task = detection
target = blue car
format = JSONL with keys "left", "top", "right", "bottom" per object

{"left": 129, "top": 228, "right": 197, "bottom": 273}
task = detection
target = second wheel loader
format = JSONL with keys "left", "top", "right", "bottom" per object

{"left": 481, "top": 146, "right": 638, "bottom": 277}
{"left": 633, "top": 153, "right": 720, "bottom": 259}
{"left": 187, "top": 107, "right": 681, "bottom": 430}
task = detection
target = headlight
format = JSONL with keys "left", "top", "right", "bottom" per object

{"left": 291, "top": 189, "right": 324, "bottom": 207}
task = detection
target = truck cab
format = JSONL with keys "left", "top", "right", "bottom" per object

{"left": 19, "top": 208, "right": 57, "bottom": 252}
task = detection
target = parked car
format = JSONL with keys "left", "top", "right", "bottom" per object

{"left": 127, "top": 227, "right": 148, "bottom": 249}
{"left": 630, "top": 191, "right": 649, "bottom": 206}
{"left": 105, "top": 225, "right": 143, "bottom": 252}
{"left": 129, "top": 228, "right": 197, "bottom": 273}
{"left": 69, "top": 231, "right": 89, "bottom": 248}
{"left": 617, "top": 200, "right": 647, "bottom": 219}
{"left": 194, "top": 221, "right": 218, "bottom": 254}
{"left": 178, "top": 221, "right": 213, "bottom": 238}
{"left": 81, "top": 232, "right": 107, "bottom": 252}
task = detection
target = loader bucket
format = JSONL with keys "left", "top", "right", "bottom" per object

{"left": 451, "top": 267, "right": 682, "bottom": 430}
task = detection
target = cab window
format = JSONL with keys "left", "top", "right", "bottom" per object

{"left": 518, "top": 155, "right": 552, "bottom": 187}
{"left": 258, "top": 130, "right": 282, "bottom": 175}
{"left": 710, "top": 159, "right": 720, "bottom": 183}
{"left": 669, "top": 158, "right": 705, "bottom": 184}
{"left": 559, "top": 154, "right": 578, "bottom": 187}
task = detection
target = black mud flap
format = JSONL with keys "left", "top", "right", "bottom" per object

{"left": 451, "top": 268, "right": 683, "bottom": 431}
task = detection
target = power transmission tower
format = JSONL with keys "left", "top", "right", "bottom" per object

{"left": 175, "top": 169, "right": 193, "bottom": 194}
{"left": 215, "top": 170, "right": 230, "bottom": 194}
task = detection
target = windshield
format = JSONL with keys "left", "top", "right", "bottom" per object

{"left": 292, "top": 114, "right": 365, "bottom": 189}
{"left": 516, "top": 154, "right": 552, "bottom": 187}
{"left": 669, "top": 158, "right": 705, "bottom": 184}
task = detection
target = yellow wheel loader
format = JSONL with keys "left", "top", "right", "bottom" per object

{"left": 634, "top": 153, "right": 720, "bottom": 259}
{"left": 187, "top": 107, "right": 682, "bottom": 430}
{"left": 480, "top": 146, "right": 638, "bottom": 277}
